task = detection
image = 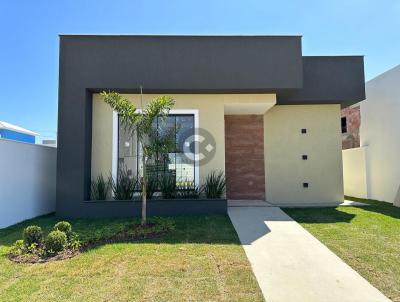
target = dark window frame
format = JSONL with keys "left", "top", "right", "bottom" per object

{"left": 341, "top": 117, "right": 347, "bottom": 133}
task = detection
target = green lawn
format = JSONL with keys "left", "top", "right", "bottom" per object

{"left": 284, "top": 197, "right": 400, "bottom": 302}
{"left": 0, "top": 214, "right": 264, "bottom": 302}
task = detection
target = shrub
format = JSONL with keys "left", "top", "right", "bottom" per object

{"left": 176, "top": 181, "right": 200, "bottom": 199}
{"left": 26, "top": 243, "right": 44, "bottom": 256}
{"left": 68, "top": 236, "right": 82, "bottom": 250}
{"left": 91, "top": 174, "right": 110, "bottom": 200}
{"left": 202, "top": 171, "right": 226, "bottom": 199}
{"left": 45, "top": 230, "right": 67, "bottom": 255}
{"left": 109, "top": 165, "right": 136, "bottom": 200}
{"left": 9, "top": 240, "right": 25, "bottom": 256}
{"left": 54, "top": 221, "right": 72, "bottom": 239}
{"left": 160, "top": 172, "right": 176, "bottom": 199}
{"left": 23, "top": 225, "right": 43, "bottom": 246}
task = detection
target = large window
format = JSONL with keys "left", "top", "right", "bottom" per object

{"left": 118, "top": 114, "right": 195, "bottom": 186}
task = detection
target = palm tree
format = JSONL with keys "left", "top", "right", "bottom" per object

{"left": 101, "top": 90, "right": 175, "bottom": 225}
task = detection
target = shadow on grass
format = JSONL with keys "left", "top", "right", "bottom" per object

{"left": 283, "top": 207, "right": 356, "bottom": 224}
{"left": 0, "top": 214, "right": 241, "bottom": 252}
{"left": 345, "top": 196, "right": 400, "bottom": 220}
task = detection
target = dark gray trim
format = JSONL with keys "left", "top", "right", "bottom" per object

{"left": 59, "top": 35, "right": 304, "bottom": 90}
{"left": 278, "top": 56, "right": 366, "bottom": 107}
{"left": 57, "top": 199, "right": 227, "bottom": 219}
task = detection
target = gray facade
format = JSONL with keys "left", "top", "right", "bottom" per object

{"left": 56, "top": 35, "right": 365, "bottom": 218}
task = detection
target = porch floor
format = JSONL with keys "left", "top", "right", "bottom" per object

{"left": 228, "top": 200, "right": 274, "bottom": 207}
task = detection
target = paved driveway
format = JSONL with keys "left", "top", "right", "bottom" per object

{"left": 228, "top": 206, "right": 390, "bottom": 302}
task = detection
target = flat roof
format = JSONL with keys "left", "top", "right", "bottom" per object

{"left": 0, "top": 121, "right": 38, "bottom": 136}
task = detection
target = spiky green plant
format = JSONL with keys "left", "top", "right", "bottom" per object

{"left": 202, "top": 171, "right": 226, "bottom": 199}
{"left": 109, "top": 166, "right": 136, "bottom": 200}
{"left": 90, "top": 174, "right": 110, "bottom": 200}
{"left": 160, "top": 172, "right": 176, "bottom": 199}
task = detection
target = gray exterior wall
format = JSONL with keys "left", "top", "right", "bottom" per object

{"left": 279, "top": 56, "right": 366, "bottom": 107}
{"left": 56, "top": 35, "right": 365, "bottom": 218}
{"left": 61, "top": 199, "right": 227, "bottom": 219}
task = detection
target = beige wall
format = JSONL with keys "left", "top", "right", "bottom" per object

{"left": 91, "top": 99, "right": 113, "bottom": 179}
{"left": 342, "top": 147, "right": 368, "bottom": 198}
{"left": 91, "top": 93, "right": 276, "bottom": 185}
{"left": 92, "top": 96, "right": 344, "bottom": 205}
{"left": 264, "top": 105, "right": 344, "bottom": 205}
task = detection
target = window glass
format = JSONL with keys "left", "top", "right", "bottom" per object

{"left": 176, "top": 115, "right": 194, "bottom": 152}
{"left": 117, "top": 114, "right": 195, "bottom": 187}
{"left": 118, "top": 121, "right": 138, "bottom": 178}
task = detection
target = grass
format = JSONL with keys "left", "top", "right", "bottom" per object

{"left": 283, "top": 197, "right": 400, "bottom": 302}
{"left": 0, "top": 214, "right": 264, "bottom": 302}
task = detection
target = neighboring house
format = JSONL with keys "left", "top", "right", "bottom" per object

{"left": 56, "top": 35, "right": 365, "bottom": 218}
{"left": 0, "top": 121, "right": 38, "bottom": 144}
{"left": 343, "top": 64, "right": 400, "bottom": 206}
{"left": 42, "top": 139, "right": 57, "bottom": 147}
{"left": 341, "top": 104, "right": 361, "bottom": 149}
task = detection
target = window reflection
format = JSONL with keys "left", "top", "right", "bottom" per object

{"left": 117, "top": 114, "right": 195, "bottom": 186}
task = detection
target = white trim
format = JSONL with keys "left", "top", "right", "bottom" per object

{"left": 111, "top": 109, "right": 200, "bottom": 187}
{"left": 111, "top": 111, "right": 118, "bottom": 182}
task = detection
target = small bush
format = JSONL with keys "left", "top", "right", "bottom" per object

{"left": 202, "top": 171, "right": 226, "bottom": 199}
{"left": 45, "top": 230, "right": 67, "bottom": 255}
{"left": 91, "top": 174, "right": 110, "bottom": 200}
{"left": 26, "top": 243, "right": 44, "bottom": 256}
{"left": 9, "top": 240, "right": 25, "bottom": 256}
{"left": 67, "top": 235, "right": 82, "bottom": 250}
{"left": 54, "top": 221, "right": 72, "bottom": 239}
{"left": 23, "top": 225, "right": 43, "bottom": 246}
{"left": 110, "top": 165, "right": 136, "bottom": 200}
{"left": 160, "top": 172, "right": 176, "bottom": 199}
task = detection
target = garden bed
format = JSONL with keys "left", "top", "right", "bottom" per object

{"left": 8, "top": 218, "right": 174, "bottom": 264}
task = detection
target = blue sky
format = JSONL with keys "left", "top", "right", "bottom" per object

{"left": 0, "top": 0, "right": 399, "bottom": 142}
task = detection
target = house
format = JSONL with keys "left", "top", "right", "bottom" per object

{"left": 56, "top": 35, "right": 365, "bottom": 218}
{"left": 341, "top": 104, "right": 361, "bottom": 149}
{"left": 0, "top": 121, "right": 38, "bottom": 144}
{"left": 41, "top": 139, "right": 57, "bottom": 147}
{"left": 343, "top": 64, "right": 400, "bottom": 206}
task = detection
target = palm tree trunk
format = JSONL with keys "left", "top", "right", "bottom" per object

{"left": 141, "top": 154, "right": 147, "bottom": 226}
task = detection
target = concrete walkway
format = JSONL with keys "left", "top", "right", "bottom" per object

{"left": 228, "top": 199, "right": 369, "bottom": 208}
{"left": 228, "top": 206, "right": 390, "bottom": 302}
